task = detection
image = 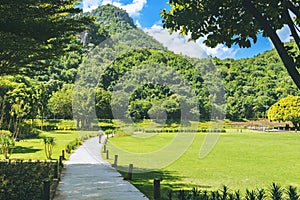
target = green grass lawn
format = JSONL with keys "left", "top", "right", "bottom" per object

{"left": 105, "top": 130, "right": 300, "bottom": 199}
{"left": 6, "top": 130, "right": 96, "bottom": 160}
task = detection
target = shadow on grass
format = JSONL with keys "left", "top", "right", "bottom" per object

{"left": 42, "top": 131, "right": 72, "bottom": 134}
{"left": 115, "top": 165, "right": 211, "bottom": 200}
{"left": 13, "top": 146, "right": 41, "bottom": 154}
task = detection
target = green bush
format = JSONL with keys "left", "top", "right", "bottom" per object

{"left": 0, "top": 130, "right": 12, "bottom": 136}
{"left": 65, "top": 138, "right": 82, "bottom": 154}
{"left": 104, "top": 129, "right": 114, "bottom": 135}
{"left": 0, "top": 160, "right": 57, "bottom": 200}
{"left": 18, "top": 123, "right": 39, "bottom": 139}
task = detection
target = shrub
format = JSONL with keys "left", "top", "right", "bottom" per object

{"left": 104, "top": 129, "right": 114, "bottom": 135}
{"left": 18, "top": 123, "right": 39, "bottom": 139}
{"left": 65, "top": 138, "right": 82, "bottom": 154}
{"left": 0, "top": 134, "right": 15, "bottom": 159}
{"left": 0, "top": 160, "right": 57, "bottom": 200}
{"left": 164, "top": 184, "right": 297, "bottom": 200}
{"left": 0, "top": 130, "right": 12, "bottom": 136}
{"left": 43, "top": 137, "right": 55, "bottom": 159}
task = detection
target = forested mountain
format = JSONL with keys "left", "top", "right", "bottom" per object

{"left": 214, "top": 42, "right": 300, "bottom": 120}
{"left": 1, "top": 5, "right": 299, "bottom": 134}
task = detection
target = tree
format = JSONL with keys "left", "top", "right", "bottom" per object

{"left": 95, "top": 88, "right": 113, "bottom": 119}
{"left": 72, "top": 86, "right": 97, "bottom": 129}
{"left": 161, "top": 0, "right": 300, "bottom": 89}
{"left": 43, "top": 136, "right": 55, "bottom": 159}
{"left": 0, "top": 0, "right": 93, "bottom": 76}
{"left": 0, "top": 130, "right": 15, "bottom": 159}
{"left": 48, "top": 84, "right": 73, "bottom": 119}
{"left": 267, "top": 95, "right": 300, "bottom": 129}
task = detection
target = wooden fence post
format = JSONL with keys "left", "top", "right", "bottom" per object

{"left": 43, "top": 180, "right": 50, "bottom": 200}
{"left": 59, "top": 156, "right": 63, "bottom": 167}
{"left": 106, "top": 150, "right": 109, "bottom": 159}
{"left": 54, "top": 161, "right": 59, "bottom": 179}
{"left": 154, "top": 178, "right": 161, "bottom": 200}
{"left": 103, "top": 144, "right": 106, "bottom": 153}
{"left": 113, "top": 155, "right": 118, "bottom": 167}
{"left": 128, "top": 164, "right": 133, "bottom": 180}
{"left": 61, "top": 150, "right": 65, "bottom": 160}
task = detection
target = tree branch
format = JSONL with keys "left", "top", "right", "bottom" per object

{"left": 283, "top": 2, "right": 300, "bottom": 50}
{"left": 286, "top": 0, "right": 300, "bottom": 19}
{"left": 243, "top": 0, "right": 300, "bottom": 90}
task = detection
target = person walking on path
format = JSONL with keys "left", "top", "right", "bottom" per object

{"left": 98, "top": 128, "right": 103, "bottom": 143}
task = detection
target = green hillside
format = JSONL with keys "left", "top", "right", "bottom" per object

{"left": 213, "top": 43, "right": 300, "bottom": 120}
{"left": 0, "top": 5, "right": 299, "bottom": 135}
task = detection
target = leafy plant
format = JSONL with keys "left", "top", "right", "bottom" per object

{"left": 287, "top": 186, "right": 299, "bottom": 200}
{"left": 257, "top": 189, "right": 266, "bottom": 200}
{"left": 235, "top": 190, "right": 241, "bottom": 200}
{"left": 0, "top": 160, "right": 57, "bottom": 200}
{"left": 0, "top": 131, "right": 15, "bottom": 159}
{"left": 221, "top": 185, "right": 229, "bottom": 200}
{"left": 270, "top": 183, "right": 283, "bottom": 200}
{"left": 43, "top": 136, "right": 55, "bottom": 159}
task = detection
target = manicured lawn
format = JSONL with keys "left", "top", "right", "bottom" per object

{"left": 105, "top": 130, "right": 300, "bottom": 199}
{"left": 6, "top": 130, "right": 96, "bottom": 160}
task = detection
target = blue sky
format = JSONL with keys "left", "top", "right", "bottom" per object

{"left": 82, "top": 0, "right": 292, "bottom": 60}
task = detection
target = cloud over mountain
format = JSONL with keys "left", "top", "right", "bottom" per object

{"left": 83, "top": 0, "right": 147, "bottom": 16}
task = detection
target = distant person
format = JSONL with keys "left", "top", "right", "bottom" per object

{"left": 98, "top": 128, "right": 103, "bottom": 143}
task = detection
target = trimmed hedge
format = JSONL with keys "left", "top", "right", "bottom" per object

{"left": 0, "top": 160, "right": 58, "bottom": 200}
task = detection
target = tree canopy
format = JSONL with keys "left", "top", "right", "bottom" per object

{"left": 161, "top": 0, "right": 300, "bottom": 89}
{"left": 267, "top": 95, "right": 300, "bottom": 128}
{"left": 0, "top": 0, "right": 93, "bottom": 76}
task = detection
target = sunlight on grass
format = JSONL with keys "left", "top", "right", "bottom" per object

{"left": 106, "top": 130, "right": 300, "bottom": 198}
{"left": 8, "top": 130, "right": 95, "bottom": 160}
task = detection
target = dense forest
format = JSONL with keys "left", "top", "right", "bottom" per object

{"left": 1, "top": 5, "right": 299, "bottom": 137}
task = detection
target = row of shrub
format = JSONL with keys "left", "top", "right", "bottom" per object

{"left": 64, "top": 134, "right": 94, "bottom": 154}
{"left": 38, "top": 125, "right": 77, "bottom": 131}
{"left": 163, "top": 184, "right": 298, "bottom": 200}
{"left": 38, "top": 124, "right": 116, "bottom": 131}
{"left": 141, "top": 129, "right": 226, "bottom": 133}
{"left": 65, "top": 138, "right": 83, "bottom": 154}
{"left": 0, "top": 160, "right": 58, "bottom": 200}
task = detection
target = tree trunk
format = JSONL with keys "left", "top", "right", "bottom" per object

{"left": 243, "top": 0, "right": 300, "bottom": 90}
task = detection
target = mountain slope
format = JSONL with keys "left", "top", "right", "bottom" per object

{"left": 82, "top": 5, "right": 164, "bottom": 50}
{"left": 40, "top": 5, "right": 300, "bottom": 122}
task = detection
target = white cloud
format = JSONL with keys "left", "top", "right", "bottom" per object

{"left": 135, "top": 20, "right": 142, "bottom": 28}
{"left": 144, "top": 25, "right": 237, "bottom": 59}
{"left": 277, "top": 25, "right": 293, "bottom": 43}
{"left": 82, "top": 0, "right": 147, "bottom": 16}
{"left": 197, "top": 42, "right": 238, "bottom": 59}
{"left": 268, "top": 12, "right": 298, "bottom": 46}
{"left": 114, "top": 0, "right": 147, "bottom": 17}
{"left": 83, "top": 0, "right": 99, "bottom": 12}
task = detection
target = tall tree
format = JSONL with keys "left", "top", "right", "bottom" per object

{"left": 0, "top": 0, "right": 93, "bottom": 76}
{"left": 161, "top": 0, "right": 300, "bottom": 89}
{"left": 48, "top": 84, "right": 73, "bottom": 119}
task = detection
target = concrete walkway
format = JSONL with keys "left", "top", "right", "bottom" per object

{"left": 54, "top": 137, "right": 149, "bottom": 200}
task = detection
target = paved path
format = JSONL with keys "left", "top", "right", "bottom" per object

{"left": 54, "top": 137, "right": 149, "bottom": 200}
